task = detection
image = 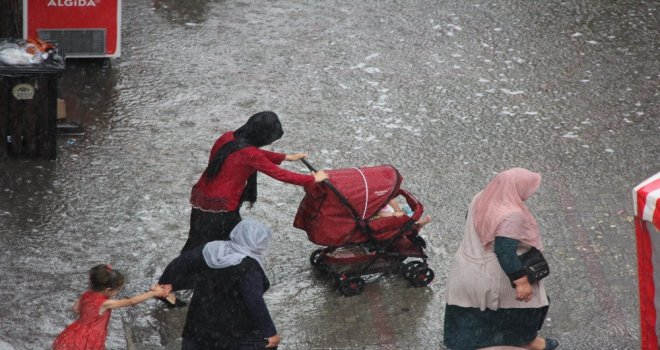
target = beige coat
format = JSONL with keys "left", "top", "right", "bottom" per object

{"left": 445, "top": 201, "right": 549, "bottom": 310}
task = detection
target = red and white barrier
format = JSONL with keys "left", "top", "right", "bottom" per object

{"left": 634, "top": 172, "right": 660, "bottom": 350}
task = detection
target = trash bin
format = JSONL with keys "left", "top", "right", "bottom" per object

{"left": 0, "top": 37, "right": 65, "bottom": 159}
{"left": 633, "top": 172, "right": 660, "bottom": 350}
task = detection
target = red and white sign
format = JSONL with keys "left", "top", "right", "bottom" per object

{"left": 634, "top": 172, "right": 660, "bottom": 350}
{"left": 23, "top": 0, "right": 122, "bottom": 58}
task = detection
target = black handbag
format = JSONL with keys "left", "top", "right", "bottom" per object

{"left": 519, "top": 247, "right": 550, "bottom": 284}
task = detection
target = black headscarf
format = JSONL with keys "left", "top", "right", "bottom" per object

{"left": 205, "top": 111, "right": 284, "bottom": 208}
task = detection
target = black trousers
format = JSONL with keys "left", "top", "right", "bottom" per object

{"left": 180, "top": 208, "right": 242, "bottom": 253}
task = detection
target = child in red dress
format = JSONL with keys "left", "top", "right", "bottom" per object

{"left": 52, "top": 264, "right": 167, "bottom": 350}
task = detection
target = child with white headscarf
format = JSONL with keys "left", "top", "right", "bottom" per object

{"left": 159, "top": 219, "right": 280, "bottom": 349}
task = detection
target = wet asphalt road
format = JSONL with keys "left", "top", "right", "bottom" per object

{"left": 0, "top": 0, "right": 659, "bottom": 349}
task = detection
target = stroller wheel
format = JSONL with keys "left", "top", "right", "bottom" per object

{"left": 310, "top": 249, "right": 325, "bottom": 269}
{"left": 337, "top": 275, "right": 365, "bottom": 296}
{"left": 408, "top": 267, "right": 434, "bottom": 287}
{"left": 401, "top": 260, "right": 424, "bottom": 280}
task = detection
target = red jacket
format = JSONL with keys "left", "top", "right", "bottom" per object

{"left": 190, "top": 131, "right": 315, "bottom": 212}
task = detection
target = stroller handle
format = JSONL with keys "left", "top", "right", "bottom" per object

{"left": 301, "top": 158, "right": 317, "bottom": 172}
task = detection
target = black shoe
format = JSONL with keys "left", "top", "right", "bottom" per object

{"left": 544, "top": 338, "right": 559, "bottom": 350}
{"left": 157, "top": 296, "right": 187, "bottom": 308}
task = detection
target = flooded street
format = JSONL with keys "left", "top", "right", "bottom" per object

{"left": 1, "top": 1, "right": 658, "bottom": 349}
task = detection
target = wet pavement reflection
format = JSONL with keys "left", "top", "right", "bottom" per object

{"left": 0, "top": 0, "right": 658, "bottom": 349}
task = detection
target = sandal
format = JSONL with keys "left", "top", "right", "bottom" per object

{"left": 157, "top": 296, "right": 187, "bottom": 308}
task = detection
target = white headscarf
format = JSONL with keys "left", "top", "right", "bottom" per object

{"left": 202, "top": 218, "right": 273, "bottom": 271}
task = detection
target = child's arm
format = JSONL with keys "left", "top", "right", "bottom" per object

{"left": 99, "top": 285, "right": 167, "bottom": 314}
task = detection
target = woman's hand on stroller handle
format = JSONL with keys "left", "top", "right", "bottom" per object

{"left": 285, "top": 153, "right": 308, "bottom": 161}
{"left": 313, "top": 170, "right": 329, "bottom": 182}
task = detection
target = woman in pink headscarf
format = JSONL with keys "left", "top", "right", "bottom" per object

{"left": 443, "top": 168, "right": 558, "bottom": 350}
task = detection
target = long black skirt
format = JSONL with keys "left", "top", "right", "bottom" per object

{"left": 180, "top": 208, "right": 242, "bottom": 253}
{"left": 443, "top": 303, "right": 549, "bottom": 350}
{"left": 181, "top": 334, "right": 272, "bottom": 350}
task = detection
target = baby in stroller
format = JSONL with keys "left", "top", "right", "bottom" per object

{"left": 328, "top": 198, "right": 431, "bottom": 258}
{"left": 374, "top": 198, "right": 432, "bottom": 227}
{"left": 293, "top": 163, "right": 435, "bottom": 296}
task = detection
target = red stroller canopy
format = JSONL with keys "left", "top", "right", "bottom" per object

{"left": 293, "top": 165, "right": 402, "bottom": 246}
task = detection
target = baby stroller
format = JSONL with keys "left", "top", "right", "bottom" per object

{"left": 293, "top": 160, "right": 434, "bottom": 296}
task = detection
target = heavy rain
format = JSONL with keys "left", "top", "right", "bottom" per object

{"left": 0, "top": 0, "right": 658, "bottom": 349}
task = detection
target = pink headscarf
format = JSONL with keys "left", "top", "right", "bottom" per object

{"left": 473, "top": 168, "right": 543, "bottom": 250}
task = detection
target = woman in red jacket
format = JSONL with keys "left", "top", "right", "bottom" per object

{"left": 160, "top": 111, "right": 327, "bottom": 307}
{"left": 183, "top": 110, "right": 327, "bottom": 250}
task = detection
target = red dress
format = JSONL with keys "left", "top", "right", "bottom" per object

{"left": 52, "top": 291, "right": 111, "bottom": 350}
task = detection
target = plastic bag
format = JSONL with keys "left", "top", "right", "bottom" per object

{"left": 0, "top": 40, "right": 47, "bottom": 65}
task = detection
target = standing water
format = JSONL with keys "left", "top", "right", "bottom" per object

{"left": 1, "top": 0, "right": 658, "bottom": 349}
